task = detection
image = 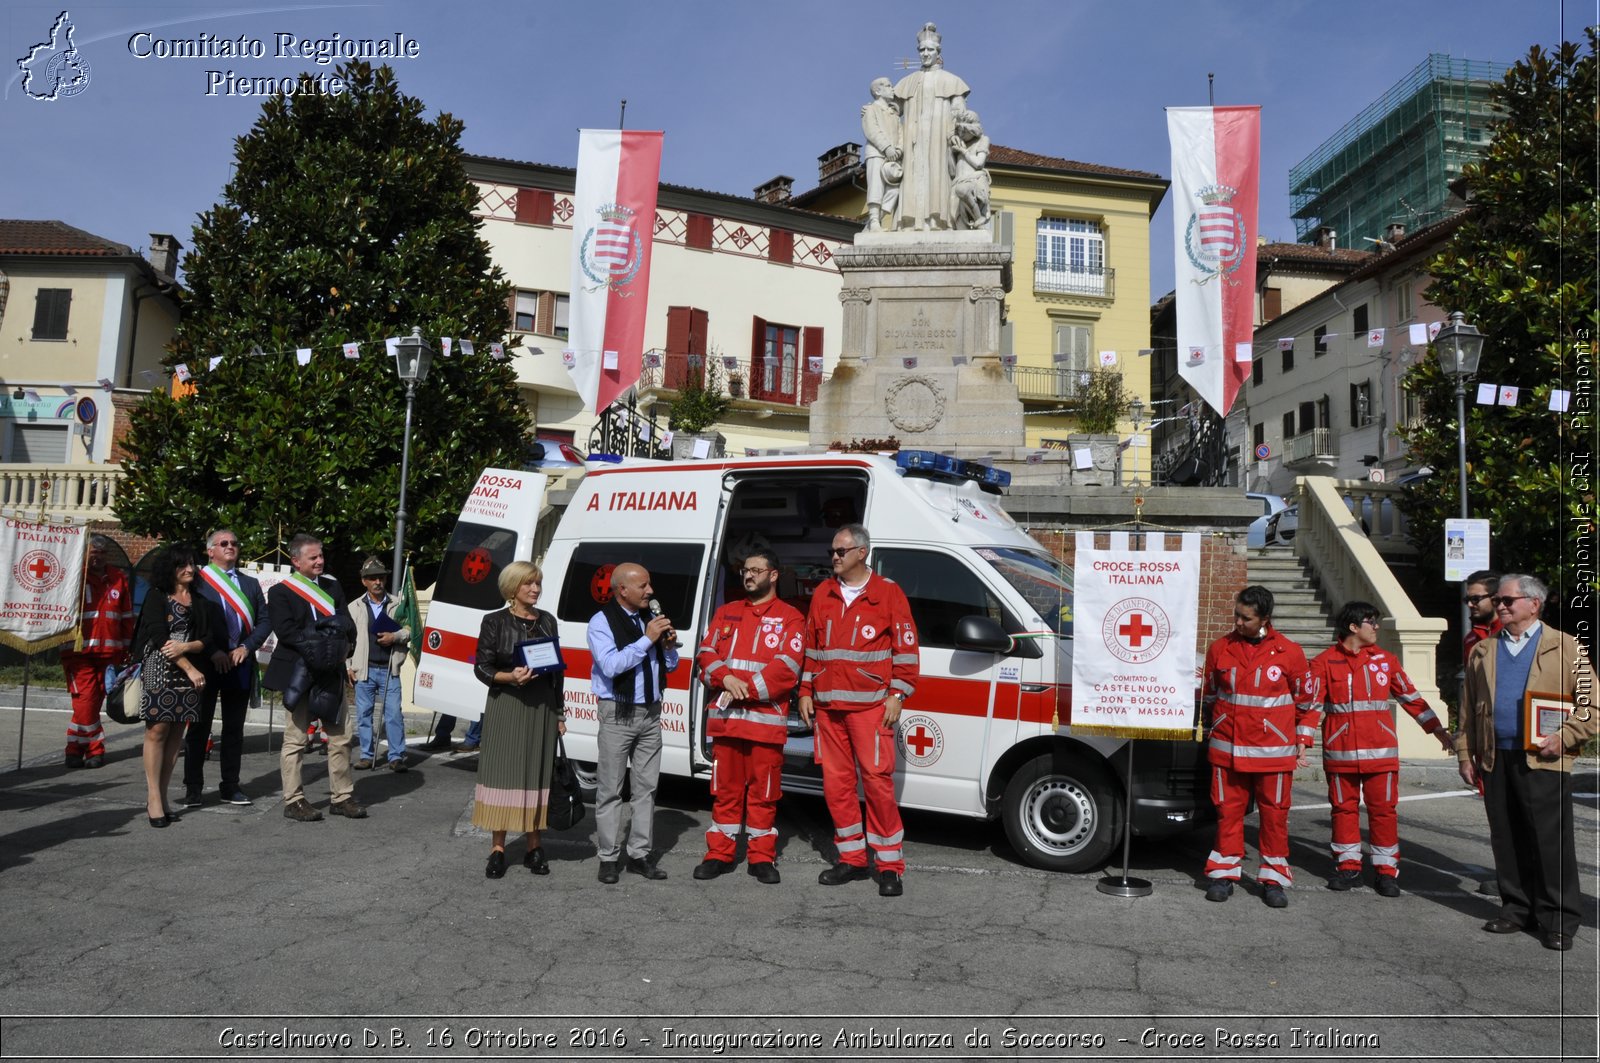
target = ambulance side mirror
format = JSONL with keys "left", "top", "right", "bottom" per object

{"left": 955, "top": 615, "right": 1013, "bottom": 654}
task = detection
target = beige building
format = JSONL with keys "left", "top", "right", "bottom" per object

{"left": 0, "top": 221, "right": 178, "bottom": 467}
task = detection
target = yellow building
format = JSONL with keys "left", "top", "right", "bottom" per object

{"left": 793, "top": 144, "right": 1167, "bottom": 475}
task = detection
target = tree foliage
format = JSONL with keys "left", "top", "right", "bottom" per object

{"left": 1399, "top": 32, "right": 1597, "bottom": 620}
{"left": 118, "top": 63, "right": 531, "bottom": 586}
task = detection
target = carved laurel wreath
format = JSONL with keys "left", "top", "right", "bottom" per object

{"left": 884, "top": 375, "right": 946, "bottom": 433}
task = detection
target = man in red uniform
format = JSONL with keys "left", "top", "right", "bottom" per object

{"left": 693, "top": 548, "right": 805, "bottom": 885}
{"left": 1310, "top": 600, "right": 1454, "bottom": 896}
{"left": 59, "top": 535, "right": 134, "bottom": 768}
{"left": 1461, "top": 570, "right": 1501, "bottom": 663}
{"left": 1201, "top": 586, "right": 1314, "bottom": 907}
{"left": 798, "top": 522, "right": 919, "bottom": 897}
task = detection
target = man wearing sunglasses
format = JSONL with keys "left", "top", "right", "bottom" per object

{"left": 1461, "top": 570, "right": 1501, "bottom": 664}
{"left": 692, "top": 548, "right": 804, "bottom": 884}
{"left": 1309, "top": 601, "right": 1454, "bottom": 896}
{"left": 186, "top": 529, "right": 271, "bottom": 806}
{"left": 1459, "top": 574, "right": 1597, "bottom": 951}
{"left": 798, "top": 523, "right": 919, "bottom": 897}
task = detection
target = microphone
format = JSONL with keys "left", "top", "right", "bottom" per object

{"left": 649, "top": 598, "right": 675, "bottom": 644}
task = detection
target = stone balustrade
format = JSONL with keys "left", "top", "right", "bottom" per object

{"left": 0, "top": 463, "right": 125, "bottom": 522}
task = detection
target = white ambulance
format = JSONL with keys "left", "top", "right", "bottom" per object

{"left": 416, "top": 453, "right": 1206, "bottom": 872}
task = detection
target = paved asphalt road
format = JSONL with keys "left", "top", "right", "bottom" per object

{"left": 0, "top": 702, "right": 1596, "bottom": 1062}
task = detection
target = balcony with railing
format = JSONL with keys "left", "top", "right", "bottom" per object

{"left": 1285, "top": 427, "right": 1336, "bottom": 466}
{"left": 1003, "top": 365, "right": 1122, "bottom": 404}
{"left": 638, "top": 350, "right": 820, "bottom": 408}
{"left": 0, "top": 463, "right": 125, "bottom": 521}
{"left": 1034, "top": 265, "right": 1114, "bottom": 298}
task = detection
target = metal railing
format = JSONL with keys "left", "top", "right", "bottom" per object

{"left": 1004, "top": 365, "right": 1125, "bottom": 404}
{"left": 1033, "top": 265, "right": 1114, "bottom": 298}
{"left": 1285, "top": 427, "right": 1335, "bottom": 464}
{"left": 0, "top": 463, "right": 124, "bottom": 521}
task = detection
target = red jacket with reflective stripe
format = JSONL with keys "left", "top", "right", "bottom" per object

{"left": 1203, "top": 627, "right": 1314, "bottom": 772}
{"left": 798, "top": 573, "right": 919, "bottom": 712}
{"left": 1463, "top": 618, "right": 1501, "bottom": 664}
{"left": 1310, "top": 642, "right": 1444, "bottom": 774}
{"left": 696, "top": 596, "right": 805, "bottom": 745}
{"left": 67, "top": 567, "right": 134, "bottom": 661}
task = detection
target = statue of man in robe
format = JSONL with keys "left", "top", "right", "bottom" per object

{"left": 893, "top": 22, "right": 970, "bottom": 232}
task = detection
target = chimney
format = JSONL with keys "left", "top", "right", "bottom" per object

{"left": 817, "top": 142, "right": 862, "bottom": 184}
{"left": 1315, "top": 226, "right": 1338, "bottom": 250}
{"left": 1385, "top": 222, "right": 1406, "bottom": 244}
{"left": 148, "top": 233, "right": 181, "bottom": 278}
{"left": 753, "top": 175, "right": 794, "bottom": 205}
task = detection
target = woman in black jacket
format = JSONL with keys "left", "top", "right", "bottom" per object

{"left": 471, "top": 560, "right": 566, "bottom": 878}
{"left": 133, "top": 545, "right": 215, "bottom": 826}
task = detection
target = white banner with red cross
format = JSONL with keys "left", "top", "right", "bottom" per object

{"left": 1069, "top": 531, "right": 1201, "bottom": 740}
{"left": 0, "top": 519, "right": 86, "bottom": 653}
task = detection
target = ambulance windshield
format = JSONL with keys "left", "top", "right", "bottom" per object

{"left": 974, "top": 547, "right": 1074, "bottom": 637}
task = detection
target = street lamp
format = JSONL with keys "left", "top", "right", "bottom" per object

{"left": 391, "top": 327, "right": 433, "bottom": 595}
{"left": 1435, "top": 310, "right": 1486, "bottom": 705}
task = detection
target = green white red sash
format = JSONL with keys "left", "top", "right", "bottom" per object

{"left": 201, "top": 564, "right": 254, "bottom": 633}
{"left": 284, "top": 573, "right": 335, "bottom": 617}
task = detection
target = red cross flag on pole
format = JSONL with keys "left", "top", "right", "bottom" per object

{"left": 1069, "top": 530, "right": 1201, "bottom": 740}
{"left": 0, "top": 520, "right": 86, "bottom": 653}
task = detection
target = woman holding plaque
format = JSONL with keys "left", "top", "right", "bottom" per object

{"left": 134, "top": 544, "right": 215, "bottom": 827}
{"left": 473, "top": 560, "right": 566, "bottom": 878}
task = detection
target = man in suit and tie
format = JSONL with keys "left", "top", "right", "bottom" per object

{"left": 264, "top": 533, "right": 361, "bottom": 822}
{"left": 184, "top": 528, "right": 272, "bottom": 808}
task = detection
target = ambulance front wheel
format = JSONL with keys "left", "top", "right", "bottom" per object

{"left": 571, "top": 761, "right": 600, "bottom": 801}
{"left": 1001, "top": 752, "right": 1120, "bottom": 872}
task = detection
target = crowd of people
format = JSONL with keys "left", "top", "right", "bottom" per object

{"left": 59, "top": 533, "right": 1594, "bottom": 939}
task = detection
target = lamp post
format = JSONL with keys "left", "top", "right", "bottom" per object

{"left": 1434, "top": 310, "right": 1486, "bottom": 704}
{"left": 391, "top": 327, "right": 433, "bottom": 596}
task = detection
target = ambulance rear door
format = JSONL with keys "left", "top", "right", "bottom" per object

{"left": 413, "top": 468, "right": 546, "bottom": 721}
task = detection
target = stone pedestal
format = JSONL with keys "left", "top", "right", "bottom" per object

{"left": 809, "top": 230, "right": 1023, "bottom": 451}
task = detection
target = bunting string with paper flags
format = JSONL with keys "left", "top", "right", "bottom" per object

{"left": 1168, "top": 105, "right": 1260, "bottom": 418}
{"left": 567, "top": 128, "right": 664, "bottom": 413}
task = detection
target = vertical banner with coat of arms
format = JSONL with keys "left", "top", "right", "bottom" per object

{"left": 1167, "top": 105, "right": 1260, "bottom": 417}
{"left": 1069, "top": 531, "right": 1201, "bottom": 740}
{"left": 568, "top": 129, "right": 664, "bottom": 413}
{"left": 0, "top": 519, "right": 86, "bottom": 652}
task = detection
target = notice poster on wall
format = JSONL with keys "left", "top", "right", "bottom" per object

{"left": 1443, "top": 518, "right": 1491, "bottom": 582}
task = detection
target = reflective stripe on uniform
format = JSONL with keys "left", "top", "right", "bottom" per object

{"left": 1209, "top": 739, "right": 1298, "bottom": 759}
{"left": 813, "top": 688, "right": 884, "bottom": 704}
{"left": 808, "top": 647, "right": 893, "bottom": 663}
{"left": 1228, "top": 692, "right": 1296, "bottom": 709}
{"left": 1324, "top": 700, "right": 1391, "bottom": 714}
{"left": 1324, "top": 747, "right": 1399, "bottom": 762}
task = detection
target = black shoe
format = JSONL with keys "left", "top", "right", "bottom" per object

{"left": 597, "top": 861, "right": 620, "bottom": 885}
{"left": 748, "top": 862, "right": 781, "bottom": 885}
{"left": 1204, "top": 880, "right": 1234, "bottom": 902}
{"left": 1483, "top": 916, "right": 1528, "bottom": 934}
{"left": 1374, "top": 876, "right": 1401, "bottom": 898}
{"left": 65, "top": 754, "right": 84, "bottom": 769}
{"left": 83, "top": 755, "right": 104, "bottom": 769}
{"left": 182, "top": 787, "right": 203, "bottom": 809}
{"left": 878, "top": 870, "right": 904, "bottom": 897}
{"left": 147, "top": 815, "right": 170, "bottom": 828}
{"left": 485, "top": 849, "right": 507, "bottom": 879}
{"left": 818, "top": 862, "right": 871, "bottom": 886}
{"left": 625, "top": 856, "right": 667, "bottom": 880}
{"left": 1262, "top": 884, "right": 1289, "bottom": 908}
{"left": 1326, "top": 869, "right": 1361, "bottom": 891}
{"left": 283, "top": 799, "right": 323, "bottom": 822}
{"left": 524, "top": 847, "right": 549, "bottom": 875}
{"left": 693, "top": 859, "right": 735, "bottom": 880}
{"left": 1543, "top": 931, "right": 1575, "bottom": 951}
{"left": 387, "top": 758, "right": 409, "bottom": 773}
{"left": 329, "top": 799, "right": 367, "bottom": 819}
{"left": 218, "top": 788, "right": 251, "bottom": 806}
{"left": 421, "top": 736, "right": 452, "bottom": 751}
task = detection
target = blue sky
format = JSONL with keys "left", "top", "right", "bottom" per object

{"left": 2, "top": 1, "right": 1589, "bottom": 299}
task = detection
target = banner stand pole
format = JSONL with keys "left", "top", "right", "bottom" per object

{"left": 1097, "top": 739, "right": 1152, "bottom": 897}
{"left": 15, "top": 654, "right": 31, "bottom": 772}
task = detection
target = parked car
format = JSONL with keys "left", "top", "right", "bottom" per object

{"left": 1245, "top": 492, "right": 1290, "bottom": 548}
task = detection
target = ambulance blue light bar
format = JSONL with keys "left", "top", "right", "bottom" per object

{"left": 895, "top": 450, "right": 1011, "bottom": 491}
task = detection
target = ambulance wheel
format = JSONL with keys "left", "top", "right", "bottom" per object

{"left": 1001, "top": 752, "right": 1119, "bottom": 872}
{"left": 572, "top": 761, "right": 600, "bottom": 801}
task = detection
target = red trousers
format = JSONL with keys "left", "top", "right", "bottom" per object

{"left": 1205, "top": 765, "right": 1294, "bottom": 886}
{"left": 1328, "top": 770, "right": 1400, "bottom": 877}
{"left": 705, "top": 738, "right": 783, "bottom": 864}
{"left": 62, "top": 656, "right": 109, "bottom": 759}
{"left": 816, "top": 706, "right": 904, "bottom": 874}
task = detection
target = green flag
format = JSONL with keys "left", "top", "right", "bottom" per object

{"left": 394, "top": 562, "right": 422, "bottom": 664}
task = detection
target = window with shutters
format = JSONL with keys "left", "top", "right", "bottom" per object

{"left": 1281, "top": 342, "right": 1295, "bottom": 374}
{"left": 664, "top": 306, "right": 709, "bottom": 390}
{"left": 685, "top": 212, "right": 713, "bottom": 250}
{"left": 1394, "top": 280, "right": 1413, "bottom": 324}
{"left": 32, "top": 289, "right": 70, "bottom": 340}
{"left": 768, "top": 229, "right": 793, "bottom": 265}
{"left": 511, "top": 290, "right": 569, "bottom": 338}
{"left": 514, "top": 187, "right": 554, "bottom": 226}
{"left": 1281, "top": 412, "right": 1296, "bottom": 441}
{"left": 748, "top": 317, "right": 821, "bottom": 405}
{"left": 7, "top": 422, "right": 70, "bottom": 463}
{"left": 1253, "top": 422, "right": 1265, "bottom": 448}
{"left": 1252, "top": 357, "right": 1263, "bottom": 386}
{"left": 1262, "top": 287, "right": 1282, "bottom": 322}
{"left": 1352, "top": 304, "right": 1368, "bottom": 336}
{"left": 1052, "top": 323, "right": 1092, "bottom": 397}
{"left": 1350, "top": 380, "right": 1373, "bottom": 427}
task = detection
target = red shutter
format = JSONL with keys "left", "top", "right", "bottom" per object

{"left": 665, "top": 306, "right": 691, "bottom": 390}
{"left": 749, "top": 316, "right": 768, "bottom": 401}
{"left": 689, "top": 308, "right": 708, "bottom": 357}
{"left": 515, "top": 188, "right": 554, "bottom": 225}
{"left": 686, "top": 213, "right": 714, "bottom": 250}
{"left": 1263, "top": 287, "right": 1283, "bottom": 321}
{"left": 801, "top": 326, "right": 824, "bottom": 404}
{"left": 768, "top": 229, "right": 793, "bottom": 264}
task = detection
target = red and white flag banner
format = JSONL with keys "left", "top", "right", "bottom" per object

{"left": 0, "top": 521, "right": 86, "bottom": 653}
{"left": 1168, "top": 106, "right": 1260, "bottom": 417}
{"left": 568, "top": 129, "right": 664, "bottom": 413}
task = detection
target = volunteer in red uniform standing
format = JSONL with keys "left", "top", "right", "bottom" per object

{"left": 798, "top": 522, "right": 919, "bottom": 898}
{"left": 1310, "top": 601, "right": 1454, "bottom": 896}
{"left": 60, "top": 535, "right": 135, "bottom": 768}
{"left": 693, "top": 548, "right": 805, "bottom": 885}
{"left": 1461, "top": 571, "right": 1501, "bottom": 663}
{"left": 1201, "top": 586, "right": 1314, "bottom": 907}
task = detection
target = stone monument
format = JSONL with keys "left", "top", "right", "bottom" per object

{"left": 809, "top": 22, "right": 1024, "bottom": 452}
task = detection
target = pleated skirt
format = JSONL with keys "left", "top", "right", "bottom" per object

{"left": 471, "top": 682, "right": 560, "bottom": 833}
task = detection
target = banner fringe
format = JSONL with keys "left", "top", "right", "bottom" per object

{"left": 0, "top": 629, "right": 79, "bottom": 656}
{"left": 1071, "top": 724, "right": 1199, "bottom": 742}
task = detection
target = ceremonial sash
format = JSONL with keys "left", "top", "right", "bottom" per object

{"left": 201, "top": 564, "right": 254, "bottom": 633}
{"left": 284, "top": 573, "right": 336, "bottom": 617}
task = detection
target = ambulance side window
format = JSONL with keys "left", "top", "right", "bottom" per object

{"left": 555, "top": 542, "right": 705, "bottom": 630}
{"left": 434, "top": 522, "right": 519, "bottom": 612}
{"left": 873, "top": 548, "right": 1008, "bottom": 650}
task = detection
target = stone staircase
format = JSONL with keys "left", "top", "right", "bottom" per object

{"left": 1247, "top": 547, "right": 1334, "bottom": 654}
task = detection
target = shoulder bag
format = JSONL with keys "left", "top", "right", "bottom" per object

{"left": 546, "top": 736, "right": 585, "bottom": 831}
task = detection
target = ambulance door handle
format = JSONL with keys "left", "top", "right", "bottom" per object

{"left": 1020, "top": 684, "right": 1048, "bottom": 693}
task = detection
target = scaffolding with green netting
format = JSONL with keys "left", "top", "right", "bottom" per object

{"left": 1289, "top": 54, "right": 1508, "bottom": 247}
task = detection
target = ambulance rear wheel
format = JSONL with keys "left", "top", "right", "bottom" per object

{"left": 1002, "top": 752, "right": 1119, "bottom": 872}
{"left": 572, "top": 761, "right": 600, "bottom": 801}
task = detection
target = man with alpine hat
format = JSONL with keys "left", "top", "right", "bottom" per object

{"left": 346, "top": 556, "right": 413, "bottom": 773}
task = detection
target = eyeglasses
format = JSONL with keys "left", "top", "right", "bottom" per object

{"left": 1463, "top": 594, "right": 1489, "bottom": 605}
{"left": 829, "top": 546, "right": 861, "bottom": 557}
{"left": 1492, "top": 595, "right": 1529, "bottom": 608}
{"left": 1360, "top": 618, "right": 1382, "bottom": 629}
{"left": 212, "top": 540, "right": 238, "bottom": 548}
{"left": 740, "top": 567, "right": 773, "bottom": 577}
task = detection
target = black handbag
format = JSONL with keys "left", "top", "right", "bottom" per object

{"left": 547, "top": 736, "right": 585, "bottom": 831}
